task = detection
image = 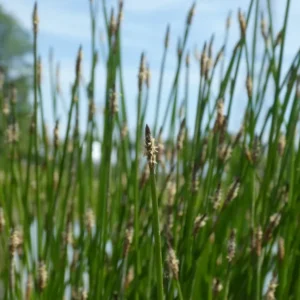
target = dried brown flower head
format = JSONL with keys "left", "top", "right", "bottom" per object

{"left": 145, "top": 125, "right": 158, "bottom": 169}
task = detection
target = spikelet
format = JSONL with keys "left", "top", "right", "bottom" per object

{"left": 86, "top": 208, "right": 95, "bottom": 234}
{"left": 264, "top": 213, "right": 281, "bottom": 242}
{"left": 246, "top": 74, "right": 253, "bottom": 98}
{"left": 238, "top": 9, "right": 246, "bottom": 37}
{"left": 81, "top": 289, "right": 88, "bottom": 300}
{"left": 125, "top": 267, "right": 134, "bottom": 289}
{"left": 261, "top": 13, "right": 268, "bottom": 42}
{"left": 214, "top": 98, "right": 224, "bottom": 131}
{"left": 218, "top": 144, "right": 232, "bottom": 162}
{"left": 38, "top": 261, "right": 48, "bottom": 291}
{"left": 211, "top": 183, "right": 222, "bottom": 211}
{"left": 177, "top": 119, "right": 186, "bottom": 151}
{"left": 54, "top": 120, "right": 59, "bottom": 148}
{"left": 145, "top": 63, "right": 151, "bottom": 89}
{"left": 187, "top": 2, "right": 196, "bottom": 25}
{"left": 227, "top": 229, "right": 236, "bottom": 263}
{"left": 213, "top": 278, "right": 223, "bottom": 295}
{"left": 116, "top": 0, "right": 124, "bottom": 30}
{"left": 278, "top": 134, "right": 286, "bottom": 156}
{"left": 265, "top": 273, "right": 277, "bottom": 300}
{"left": 3, "top": 100, "right": 10, "bottom": 116}
{"left": 109, "top": 86, "right": 118, "bottom": 115}
{"left": 32, "top": 3, "right": 39, "bottom": 34}
{"left": 145, "top": 125, "right": 158, "bottom": 169}
{"left": 255, "top": 226, "right": 263, "bottom": 257}
{"left": 252, "top": 136, "right": 261, "bottom": 164}
{"left": 167, "top": 248, "right": 179, "bottom": 280}
{"left": 177, "top": 38, "right": 182, "bottom": 59}
{"left": 138, "top": 53, "right": 146, "bottom": 91}
{"left": 121, "top": 123, "right": 128, "bottom": 140}
{"left": 75, "top": 46, "right": 83, "bottom": 80}
{"left": 9, "top": 229, "right": 22, "bottom": 254}
{"left": 224, "top": 178, "right": 240, "bottom": 207}
{"left": 6, "top": 123, "right": 19, "bottom": 144}
{"left": 193, "top": 214, "right": 209, "bottom": 236}
{"left": 123, "top": 226, "right": 133, "bottom": 257}
{"left": 109, "top": 9, "right": 117, "bottom": 38}
{"left": 200, "top": 42, "right": 208, "bottom": 78}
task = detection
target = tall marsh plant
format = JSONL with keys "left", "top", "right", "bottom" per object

{"left": 0, "top": 0, "right": 299, "bottom": 299}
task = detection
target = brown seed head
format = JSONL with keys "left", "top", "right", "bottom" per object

{"left": 238, "top": 9, "right": 247, "bottom": 37}
{"left": 227, "top": 229, "right": 236, "bottom": 263}
{"left": 38, "top": 261, "right": 48, "bottom": 291}
{"left": 33, "top": 3, "right": 39, "bottom": 34}
{"left": 3, "top": 100, "right": 10, "bottom": 116}
{"left": 167, "top": 248, "right": 179, "bottom": 280}
{"left": 123, "top": 227, "right": 133, "bottom": 257}
{"left": 278, "top": 134, "right": 286, "bottom": 156}
{"left": 177, "top": 119, "right": 186, "bottom": 151}
{"left": 212, "top": 183, "right": 222, "bottom": 211}
{"left": 138, "top": 53, "right": 146, "bottom": 91}
{"left": 246, "top": 74, "right": 253, "bottom": 98}
{"left": 256, "top": 226, "right": 263, "bottom": 257}
{"left": 145, "top": 125, "right": 158, "bottom": 169}
{"left": 193, "top": 214, "right": 208, "bottom": 236}
{"left": 213, "top": 278, "right": 223, "bottom": 295}
{"left": 200, "top": 42, "right": 208, "bottom": 78}
{"left": 187, "top": 2, "right": 196, "bottom": 25}
{"left": 6, "top": 123, "right": 19, "bottom": 144}
{"left": 9, "top": 229, "right": 22, "bottom": 254}
{"left": 145, "top": 64, "right": 151, "bottom": 89}
{"left": 265, "top": 273, "right": 278, "bottom": 300}
{"left": 54, "top": 120, "right": 59, "bottom": 148}
{"left": 121, "top": 123, "right": 128, "bottom": 140}
{"left": 110, "top": 86, "right": 118, "bottom": 115}
{"left": 109, "top": 9, "right": 117, "bottom": 37}
{"left": 75, "top": 46, "right": 83, "bottom": 79}
{"left": 224, "top": 178, "right": 240, "bottom": 208}
{"left": 86, "top": 208, "right": 95, "bottom": 234}
{"left": 261, "top": 13, "right": 268, "bottom": 41}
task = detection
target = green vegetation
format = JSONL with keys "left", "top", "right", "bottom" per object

{"left": 0, "top": 0, "right": 300, "bottom": 299}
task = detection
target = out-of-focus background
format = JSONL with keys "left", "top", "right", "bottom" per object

{"left": 1, "top": 0, "right": 300, "bottom": 139}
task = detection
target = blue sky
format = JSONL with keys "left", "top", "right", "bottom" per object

{"left": 2, "top": 0, "right": 300, "bottom": 137}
